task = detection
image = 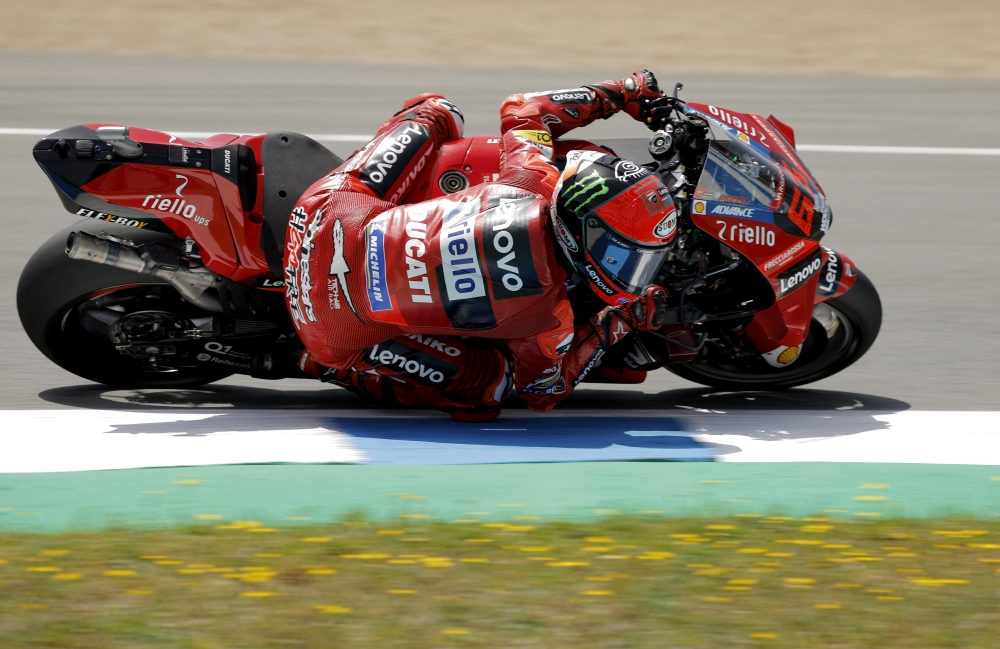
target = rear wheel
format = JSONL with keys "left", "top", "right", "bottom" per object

{"left": 17, "top": 222, "right": 233, "bottom": 388}
{"left": 665, "top": 270, "right": 881, "bottom": 390}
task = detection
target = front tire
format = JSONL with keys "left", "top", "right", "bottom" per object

{"left": 666, "top": 270, "right": 881, "bottom": 390}
{"left": 17, "top": 221, "right": 233, "bottom": 388}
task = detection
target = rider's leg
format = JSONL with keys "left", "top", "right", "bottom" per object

{"left": 338, "top": 94, "right": 464, "bottom": 205}
{"left": 284, "top": 95, "right": 466, "bottom": 373}
{"left": 300, "top": 333, "right": 513, "bottom": 421}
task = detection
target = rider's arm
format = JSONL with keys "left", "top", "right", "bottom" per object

{"left": 509, "top": 302, "right": 649, "bottom": 412}
{"left": 507, "top": 327, "right": 603, "bottom": 412}
{"left": 496, "top": 70, "right": 662, "bottom": 196}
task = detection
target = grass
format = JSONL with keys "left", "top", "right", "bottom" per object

{"left": 1, "top": 515, "right": 999, "bottom": 648}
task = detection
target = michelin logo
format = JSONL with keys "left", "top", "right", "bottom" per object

{"left": 364, "top": 217, "right": 392, "bottom": 311}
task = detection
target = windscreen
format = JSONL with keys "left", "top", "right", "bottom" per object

{"left": 691, "top": 116, "right": 832, "bottom": 239}
{"left": 694, "top": 123, "right": 784, "bottom": 211}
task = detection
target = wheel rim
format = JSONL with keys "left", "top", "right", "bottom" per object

{"left": 50, "top": 284, "right": 220, "bottom": 381}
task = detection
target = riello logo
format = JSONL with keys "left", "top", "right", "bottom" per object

{"left": 142, "top": 193, "right": 200, "bottom": 219}
{"left": 141, "top": 175, "right": 209, "bottom": 225}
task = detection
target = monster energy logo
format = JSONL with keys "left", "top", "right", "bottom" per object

{"left": 561, "top": 170, "right": 609, "bottom": 213}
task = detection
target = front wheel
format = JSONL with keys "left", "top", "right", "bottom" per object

{"left": 17, "top": 222, "right": 233, "bottom": 388}
{"left": 665, "top": 270, "right": 881, "bottom": 390}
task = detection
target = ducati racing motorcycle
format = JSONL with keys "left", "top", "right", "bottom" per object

{"left": 18, "top": 87, "right": 881, "bottom": 394}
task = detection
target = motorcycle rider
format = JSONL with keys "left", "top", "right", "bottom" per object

{"left": 285, "top": 70, "right": 677, "bottom": 421}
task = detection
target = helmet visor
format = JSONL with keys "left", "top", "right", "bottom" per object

{"left": 585, "top": 218, "right": 669, "bottom": 295}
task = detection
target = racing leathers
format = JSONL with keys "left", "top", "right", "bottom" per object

{"left": 284, "top": 72, "right": 664, "bottom": 419}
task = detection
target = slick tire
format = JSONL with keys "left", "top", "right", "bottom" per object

{"left": 17, "top": 220, "right": 233, "bottom": 388}
{"left": 665, "top": 270, "right": 882, "bottom": 390}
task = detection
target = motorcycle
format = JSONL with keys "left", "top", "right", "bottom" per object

{"left": 18, "top": 86, "right": 881, "bottom": 392}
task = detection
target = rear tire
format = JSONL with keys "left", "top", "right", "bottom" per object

{"left": 665, "top": 270, "right": 881, "bottom": 390}
{"left": 17, "top": 221, "right": 233, "bottom": 388}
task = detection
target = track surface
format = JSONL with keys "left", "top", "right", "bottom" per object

{"left": 3, "top": 52, "right": 1000, "bottom": 412}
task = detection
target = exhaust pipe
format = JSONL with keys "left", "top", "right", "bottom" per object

{"left": 65, "top": 230, "right": 147, "bottom": 273}
{"left": 66, "top": 230, "right": 223, "bottom": 312}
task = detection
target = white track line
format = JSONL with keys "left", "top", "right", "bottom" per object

{"left": 796, "top": 144, "right": 1000, "bottom": 156}
{"left": 3, "top": 127, "right": 1000, "bottom": 155}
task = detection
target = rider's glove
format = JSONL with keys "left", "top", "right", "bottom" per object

{"left": 621, "top": 70, "right": 665, "bottom": 122}
{"left": 627, "top": 286, "right": 670, "bottom": 330}
{"left": 591, "top": 306, "right": 634, "bottom": 350}
{"left": 590, "top": 287, "right": 668, "bottom": 350}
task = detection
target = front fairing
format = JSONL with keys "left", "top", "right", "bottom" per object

{"left": 685, "top": 104, "right": 836, "bottom": 358}
{"left": 688, "top": 104, "right": 831, "bottom": 240}
{"left": 685, "top": 104, "right": 832, "bottom": 295}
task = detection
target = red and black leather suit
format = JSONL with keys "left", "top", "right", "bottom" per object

{"left": 284, "top": 71, "right": 664, "bottom": 420}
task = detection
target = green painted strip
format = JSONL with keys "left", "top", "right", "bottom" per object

{"left": 2, "top": 463, "right": 999, "bottom": 534}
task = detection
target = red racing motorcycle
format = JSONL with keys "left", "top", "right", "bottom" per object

{"left": 18, "top": 88, "right": 880, "bottom": 391}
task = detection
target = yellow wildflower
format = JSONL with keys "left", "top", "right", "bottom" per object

{"left": 52, "top": 572, "right": 83, "bottom": 580}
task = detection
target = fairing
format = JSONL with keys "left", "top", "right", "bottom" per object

{"left": 685, "top": 103, "right": 837, "bottom": 360}
{"left": 33, "top": 124, "right": 270, "bottom": 282}
{"left": 688, "top": 104, "right": 832, "bottom": 247}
